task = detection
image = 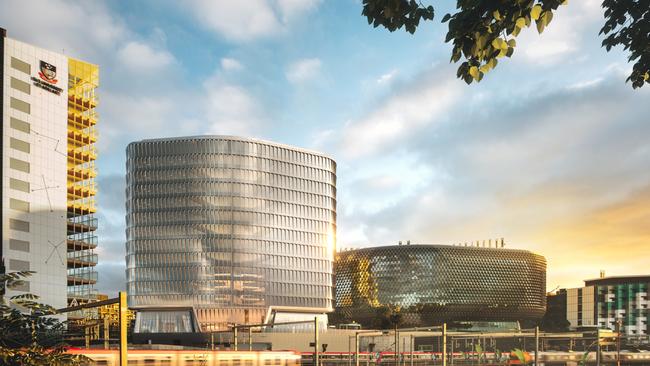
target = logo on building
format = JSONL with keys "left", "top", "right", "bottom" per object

{"left": 32, "top": 60, "right": 63, "bottom": 95}
{"left": 38, "top": 61, "right": 58, "bottom": 84}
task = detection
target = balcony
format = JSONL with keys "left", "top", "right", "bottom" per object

{"left": 67, "top": 165, "right": 96, "bottom": 182}
{"left": 67, "top": 252, "right": 98, "bottom": 268}
{"left": 67, "top": 268, "right": 98, "bottom": 285}
{"left": 67, "top": 236, "right": 98, "bottom": 251}
{"left": 67, "top": 128, "right": 97, "bottom": 148}
{"left": 67, "top": 148, "right": 96, "bottom": 165}
{"left": 68, "top": 111, "right": 96, "bottom": 130}
{"left": 67, "top": 218, "right": 97, "bottom": 234}
{"left": 67, "top": 183, "right": 97, "bottom": 200}
{"left": 68, "top": 94, "right": 97, "bottom": 112}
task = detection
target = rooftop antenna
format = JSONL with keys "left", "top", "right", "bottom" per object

{"left": 600, "top": 270, "right": 606, "bottom": 278}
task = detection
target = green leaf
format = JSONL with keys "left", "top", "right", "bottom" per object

{"left": 543, "top": 10, "right": 553, "bottom": 26}
{"left": 442, "top": 13, "right": 451, "bottom": 22}
{"left": 493, "top": 10, "right": 501, "bottom": 21}
{"left": 516, "top": 17, "right": 526, "bottom": 29}
{"left": 531, "top": 4, "right": 543, "bottom": 21}
{"left": 491, "top": 38, "right": 506, "bottom": 50}
{"left": 469, "top": 66, "right": 479, "bottom": 80}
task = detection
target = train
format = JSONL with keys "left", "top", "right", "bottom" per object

{"left": 68, "top": 349, "right": 650, "bottom": 365}
{"left": 68, "top": 349, "right": 301, "bottom": 366}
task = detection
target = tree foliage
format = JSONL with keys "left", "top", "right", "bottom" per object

{"left": 361, "top": 0, "right": 650, "bottom": 88}
{"left": 1, "top": 268, "right": 89, "bottom": 366}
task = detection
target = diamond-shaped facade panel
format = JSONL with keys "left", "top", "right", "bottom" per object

{"left": 334, "top": 244, "right": 546, "bottom": 327}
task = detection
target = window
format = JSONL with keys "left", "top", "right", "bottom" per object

{"left": 10, "top": 97, "right": 30, "bottom": 114}
{"left": 10, "top": 137, "right": 30, "bottom": 153}
{"left": 10, "top": 117, "right": 30, "bottom": 133}
{"left": 9, "top": 219, "right": 30, "bottom": 232}
{"left": 10, "top": 198, "right": 30, "bottom": 212}
{"left": 9, "top": 259, "right": 30, "bottom": 271}
{"left": 10, "top": 178, "right": 30, "bottom": 193}
{"left": 12, "top": 281, "right": 30, "bottom": 292}
{"left": 11, "top": 57, "right": 31, "bottom": 74}
{"left": 10, "top": 77, "right": 30, "bottom": 94}
{"left": 10, "top": 158, "right": 30, "bottom": 173}
{"left": 9, "top": 239, "right": 30, "bottom": 252}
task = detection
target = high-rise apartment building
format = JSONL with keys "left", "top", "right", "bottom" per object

{"left": 566, "top": 274, "right": 649, "bottom": 338}
{"left": 126, "top": 136, "right": 337, "bottom": 333}
{"left": 1, "top": 28, "right": 99, "bottom": 311}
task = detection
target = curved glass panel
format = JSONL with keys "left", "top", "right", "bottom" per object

{"left": 126, "top": 136, "right": 337, "bottom": 331}
{"left": 334, "top": 245, "right": 546, "bottom": 327}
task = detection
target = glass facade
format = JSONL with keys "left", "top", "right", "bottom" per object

{"left": 125, "top": 136, "right": 337, "bottom": 331}
{"left": 334, "top": 244, "right": 546, "bottom": 327}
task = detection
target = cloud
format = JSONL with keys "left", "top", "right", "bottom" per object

{"left": 117, "top": 41, "right": 175, "bottom": 73}
{"left": 187, "top": 0, "right": 320, "bottom": 42}
{"left": 286, "top": 58, "right": 322, "bottom": 84}
{"left": 276, "top": 0, "right": 321, "bottom": 23}
{"left": 516, "top": 0, "right": 602, "bottom": 65}
{"left": 221, "top": 57, "right": 244, "bottom": 71}
{"left": 340, "top": 67, "right": 461, "bottom": 158}
{"left": 337, "top": 72, "right": 650, "bottom": 290}
{"left": 377, "top": 69, "right": 398, "bottom": 85}
{"left": 0, "top": 0, "right": 126, "bottom": 61}
{"left": 203, "top": 79, "right": 264, "bottom": 136}
{"left": 95, "top": 262, "right": 126, "bottom": 295}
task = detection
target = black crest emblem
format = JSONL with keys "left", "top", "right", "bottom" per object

{"left": 39, "top": 61, "right": 58, "bottom": 84}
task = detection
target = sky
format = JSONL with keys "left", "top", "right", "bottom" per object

{"left": 2, "top": 0, "right": 649, "bottom": 296}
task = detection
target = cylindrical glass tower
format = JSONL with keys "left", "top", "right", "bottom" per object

{"left": 125, "top": 136, "right": 337, "bottom": 332}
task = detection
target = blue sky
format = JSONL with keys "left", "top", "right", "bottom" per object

{"left": 2, "top": 0, "right": 649, "bottom": 295}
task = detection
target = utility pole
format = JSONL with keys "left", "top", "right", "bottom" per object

{"left": 596, "top": 329, "right": 602, "bottom": 366}
{"left": 410, "top": 335, "right": 414, "bottom": 366}
{"left": 104, "top": 317, "right": 110, "bottom": 349}
{"left": 395, "top": 325, "right": 399, "bottom": 366}
{"left": 616, "top": 320, "right": 622, "bottom": 366}
{"left": 119, "top": 291, "right": 127, "bottom": 366}
{"left": 314, "top": 317, "right": 319, "bottom": 366}
{"left": 348, "top": 335, "right": 352, "bottom": 366}
{"left": 534, "top": 326, "right": 539, "bottom": 366}
{"left": 355, "top": 332, "right": 360, "bottom": 366}
{"left": 442, "top": 323, "right": 447, "bottom": 366}
{"left": 233, "top": 324, "right": 238, "bottom": 351}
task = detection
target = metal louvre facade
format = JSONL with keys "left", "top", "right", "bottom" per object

{"left": 126, "top": 136, "right": 337, "bottom": 332}
{"left": 334, "top": 245, "right": 546, "bottom": 327}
